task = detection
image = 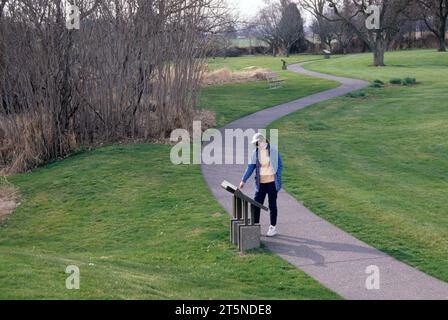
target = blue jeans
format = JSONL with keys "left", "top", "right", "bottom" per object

{"left": 254, "top": 182, "right": 278, "bottom": 226}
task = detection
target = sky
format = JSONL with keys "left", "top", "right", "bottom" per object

{"left": 229, "top": 0, "right": 312, "bottom": 24}
{"left": 229, "top": 0, "right": 266, "bottom": 19}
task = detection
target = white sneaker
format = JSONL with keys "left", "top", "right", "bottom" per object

{"left": 267, "top": 225, "right": 278, "bottom": 237}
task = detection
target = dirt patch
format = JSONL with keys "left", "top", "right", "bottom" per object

{"left": 202, "top": 67, "right": 272, "bottom": 86}
{"left": 0, "top": 186, "right": 18, "bottom": 223}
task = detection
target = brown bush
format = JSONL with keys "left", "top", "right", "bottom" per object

{"left": 201, "top": 67, "right": 272, "bottom": 86}
{"left": 0, "top": 112, "right": 77, "bottom": 174}
{"left": 0, "top": 0, "right": 229, "bottom": 174}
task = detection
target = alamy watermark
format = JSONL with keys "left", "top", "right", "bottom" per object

{"left": 65, "top": 1, "right": 81, "bottom": 30}
{"left": 365, "top": 5, "right": 381, "bottom": 30}
{"left": 365, "top": 265, "right": 380, "bottom": 290}
{"left": 65, "top": 265, "right": 80, "bottom": 290}
{"left": 170, "top": 121, "right": 279, "bottom": 168}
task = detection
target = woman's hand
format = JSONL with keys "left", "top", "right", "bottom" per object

{"left": 239, "top": 181, "right": 245, "bottom": 189}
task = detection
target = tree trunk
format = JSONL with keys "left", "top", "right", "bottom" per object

{"left": 373, "top": 49, "right": 385, "bottom": 66}
{"left": 438, "top": 37, "right": 446, "bottom": 52}
{"left": 372, "top": 39, "right": 386, "bottom": 67}
{"left": 438, "top": 21, "right": 447, "bottom": 52}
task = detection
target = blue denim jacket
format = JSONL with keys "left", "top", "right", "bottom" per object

{"left": 242, "top": 144, "right": 283, "bottom": 192}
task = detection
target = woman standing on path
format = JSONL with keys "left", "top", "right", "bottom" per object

{"left": 239, "top": 133, "right": 283, "bottom": 237}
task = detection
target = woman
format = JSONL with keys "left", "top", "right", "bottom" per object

{"left": 239, "top": 133, "right": 283, "bottom": 237}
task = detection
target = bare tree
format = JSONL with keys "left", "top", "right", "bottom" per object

{"left": 0, "top": 0, "right": 229, "bottom": 173}
{"left": 416, "top": 0, "right": 448, "bottom": 51}
{"left": 207, "top": 17, "right": 237, "bottom": 57}
{"left": 333, "top": 21, "right": 355, "bottom": 54}
{"left": 256, "top": 0, "right": 283, "bottom": 55}
{"left": 255, "top": 0, "right": 305, "bottom": 56}
{"left": 305, "top": 0, "right": 413, "bottom": 66}
{"left": 0, "top": 0, "right": 7, "bottom": 18}
{"left": 310, "top": 16, "right": 337, "bottom": 50}
{"left": 330, "top": 2, "right": 357, "bottom": 53}
{"left": 302, "top": 0, "right": 335, "bottom": 50}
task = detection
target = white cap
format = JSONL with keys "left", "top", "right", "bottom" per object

{"left": 251, "top": 133, "right": 266, "bottom": 145}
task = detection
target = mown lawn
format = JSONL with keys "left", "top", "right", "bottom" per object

{"left": 0, "top": 53, "right": 342, "bottom": 299}
{"left": 198, "top": 55, "right": 338, "bottom": 127}
{"left": 270, "top": 50, "right": 448, "bottom": 281}
{"left": 0, "top": 144, "right": 339, "bottom": 299}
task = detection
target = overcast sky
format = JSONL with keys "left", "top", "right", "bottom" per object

{"left": 229, "top": 0, "right": 312, "bottom": 24}
{"left": 229, "top": 0, "right": 265, "bottom": 19}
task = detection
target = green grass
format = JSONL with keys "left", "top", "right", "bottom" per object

{"left": 0, "top": 144, "right": 339, "bottom": 299}
{"left": 198, "top": 55, "right": 338, "bottom": 127}
{"left": 270, "top": 49, "right": 448, "bottom": 281}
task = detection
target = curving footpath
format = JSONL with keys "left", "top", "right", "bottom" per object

{"left": 201, "top": 62, "right": 448, "bottom": 300}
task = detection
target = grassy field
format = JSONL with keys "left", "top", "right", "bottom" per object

{"left": 270, "top": 50, "right": 448, "bottom": 281}
{"left": 0, "top": 54, "right": 341, "bottom": 299}
{"left": 0, "top": 144, "right": 339, "bottom": 299}
{"left": 7, "top": 49, "right": 446, "bottom": 299}
{"left": 199, "top": 55, "right": 338, "bottom": 127}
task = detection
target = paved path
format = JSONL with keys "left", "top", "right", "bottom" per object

{"left": 201, "top": 62, "right": 448, "bottom": 300}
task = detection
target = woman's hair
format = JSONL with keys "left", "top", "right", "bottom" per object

{"left": 256, "top": 137, "right": 270, "bottom": 147}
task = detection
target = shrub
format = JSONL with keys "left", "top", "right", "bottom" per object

{"left": 403, "top": 77, "right": 417, "bottom": 86}
{"left": 201, "top": 67, "right": 271, "bottom": 86}
{"left": 346, "top": 91, "right": 366, "bottom": 98}
{"left": 370, "top": 82, "right": 384, "bottom": 88}
{"left": 1, "top": 1, "right": 209, "bottom": 173}
{"left": 0, "top": 112, "right": 77, "bottom": 174}
{"left": 373, "top": 79, "right": 384, "bottom": 85}
{"left": 389, "top": 77, "right": 417, "bottom": 86}
{"left": 390, "top": 78, "right": 402, "bottom": 85}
